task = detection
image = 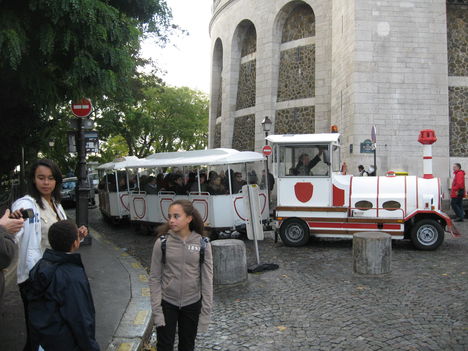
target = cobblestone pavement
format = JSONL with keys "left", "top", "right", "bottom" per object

{"left": 88, "top": 205, "right": 467, "bottom": 351}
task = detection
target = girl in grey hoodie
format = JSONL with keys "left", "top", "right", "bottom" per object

{"left": 149, "top": 200, "right": 213, "bottom": 351}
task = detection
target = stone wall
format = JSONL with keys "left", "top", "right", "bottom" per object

{"left": 277, "top": 45, "right": 315, "bottom": 101}
{"left": 241, "top": 23, "right": 257, "bottom": 57}
{"left": 216, "top": 74, "right": 223, "bottom": 117}
{"left": 449, "top": 86, "right": 468, "bottom": 157}
{"left": 281, "top": 3, "right": 315, "bottom": 43}
{"left": 236, "top": 60, "right": 256, "bottom": 109}
{"left": 275, "top": 106, "right": 315, "bottom": 135}
{"left": 447, "top": 4, "right": 468, "bottom": 76}
{"left": 214, "top": 123, "right": 222, "bottom": 148}
{"left": 232, "top": 114, "right": 255, "bottom": 151}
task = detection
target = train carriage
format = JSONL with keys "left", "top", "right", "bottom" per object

{"left": 122, "top": 148, "right": 269, "bottom": 236}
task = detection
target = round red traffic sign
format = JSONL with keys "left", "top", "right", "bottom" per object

{"left": 71, "top": 98, "right": 92, "bottom": 117}
{"left": 262, "top": 145, "right": 272, "bottom": 156}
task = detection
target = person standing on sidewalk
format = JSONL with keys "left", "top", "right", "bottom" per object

{"left": 149, "top": 200, "right": 213, "bottom": 351}
{"left": 451, "top": 163, "right": 466, "bottom": 222}
{"left": 27, "top": 220, "right": 99, "bottom": 351}
{"left": 11, "top": 159, "right": 88, "bottom": 351}
{"left": 0, "top": 209, "right": 24, "bottom": 301}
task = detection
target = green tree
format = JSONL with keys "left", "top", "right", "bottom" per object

{"left": 98, "top": 79, "right": 208, "bottom": 158}
{"left": 0, "top": 0, "right": 173, "bottom": 178}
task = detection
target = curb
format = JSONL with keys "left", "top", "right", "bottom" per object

{"left": 89, "top": 229, "right": 153, "bottom": 351}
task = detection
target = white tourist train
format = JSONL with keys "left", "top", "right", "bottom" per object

{"left": 98, "top": 149, "right": 269, "bottom": 235}
{"left": 267, "top": 129, "right": 460, "bottom": 250}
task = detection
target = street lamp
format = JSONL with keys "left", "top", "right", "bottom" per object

{"left": 48, "top": 139, "right": 55, "bottom": 148}
{"left": 261, "top": 116, "right": 272, "bottom": 135}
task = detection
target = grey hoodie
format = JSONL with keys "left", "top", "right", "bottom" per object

{"left": 149, "top": 231, "right": 213, "bottom": 333}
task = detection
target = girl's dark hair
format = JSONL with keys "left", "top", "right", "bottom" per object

{"left": 28, "top": 159, "right": 63, "bottom": 209}
{"left": 156, "top": 199, "right": 206, "bottom": 237}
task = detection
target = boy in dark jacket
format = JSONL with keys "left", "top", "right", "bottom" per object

{"left": 27, "top": 220, "right": 99, "bottom": 351}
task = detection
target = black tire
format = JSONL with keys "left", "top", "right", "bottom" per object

{"left": 410, "top": 219, "right": 444, "bottom": 250}
{"left": 279, "top": 218, "right": 310, "bottom": 247}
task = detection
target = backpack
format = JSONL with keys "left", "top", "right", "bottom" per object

{"left": 160, "top": 235, "right": 209, "bottom": 267}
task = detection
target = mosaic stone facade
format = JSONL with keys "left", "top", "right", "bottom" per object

{"left": 216, "top": 75, "right": 223, "bottom": 117}
{"left": 275, "top": 106, "right": 315, "bottom": 135}
{"left": 449, "top": 86, "right": 468, "bottom": 157}
{"left": 213, "top": 123, "right": 221, "bottom": 149}
{"left": 232, "top": 114, "right": 255, "bottom": 151}
{"left": 447, "top": 4, "right": 468, "bottom": 76}
{"left": 277, "top": 45, "right": 315, "bottom": 101}
{"left": 241, "top": 23, "right": 257, "bottom": 57}
{"left": 236, "top": 60, "right": 256, "bottom": 110}
{"left": 281, "top": 4, "right": 315, "bottom": 43}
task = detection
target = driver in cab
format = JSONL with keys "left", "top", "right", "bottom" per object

{"left": 293, "top": 146, "right": 327, "bottom": 176}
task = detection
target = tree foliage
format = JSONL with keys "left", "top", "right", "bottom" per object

{"left": 97, "top": 77, "right": 208, "bottom": 159}
{"left": 0, "top": 0, "right": 173, "bottom": 178}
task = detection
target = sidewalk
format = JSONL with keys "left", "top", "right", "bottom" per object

{"left": 0, "top": 226, "right": 152, "bottom": 351}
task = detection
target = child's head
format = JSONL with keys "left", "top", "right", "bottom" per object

{"left": 48, "top": 220, "right": 79, "bottom": 252}
{"left": 158, "top": 200, "right": 205, "bottom": 236}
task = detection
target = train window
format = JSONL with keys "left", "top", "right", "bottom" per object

{"left": 355, "top": 200, "right": 373, "bottom": 210}
{"left": 332, "top": 145, "right": 341, "bottom": 172}
{"left": 279, "top": 145, "right": 330, "bottom": 177}
{"left": 382, "top": 200, "right": 401, "bottom": 211}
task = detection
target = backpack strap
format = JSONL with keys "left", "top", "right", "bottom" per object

{"left": 160, "top": 235, "right": 167, "bottom": 265}
{"left": 199, "top": 237, "right": 210, "bottom": 266}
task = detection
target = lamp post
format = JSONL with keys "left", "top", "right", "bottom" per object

{"left": 261, "top": 116, "right": 272, "bottom": 205}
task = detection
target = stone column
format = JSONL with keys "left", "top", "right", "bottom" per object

{"left": 353, "top": 232, "right": 392, "bottom": 275}
{"left": 212, "top": 239, "right": 248, "bottom": 285}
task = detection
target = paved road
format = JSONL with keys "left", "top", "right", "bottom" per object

{"left": 86, "top": 206, "right": 468, "bottom": 351}
{"left": 4, "top": 201, "right": 465, "bottom": 351}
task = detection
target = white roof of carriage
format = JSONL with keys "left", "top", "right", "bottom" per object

{"left": 96, "top": 156, "right": 141, "bottom": 170}
{"left": 266, "top": 133, "right": 341, "bottom": 144}
{"left": 124, "top": 148, "right": 265, "bottom": 168}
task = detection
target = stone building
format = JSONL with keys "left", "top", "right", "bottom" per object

{"left": 208, "top": 0, "right": 467, "bottom": 190}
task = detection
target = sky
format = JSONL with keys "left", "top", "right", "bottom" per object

{"left": 141, "top": 0, "right": 212, "bottom": 93}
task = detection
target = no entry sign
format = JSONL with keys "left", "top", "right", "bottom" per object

{"left": 262, "top": 145, "right": 272, "bottom": 156}
{"left": 71, "top": 98, "right": 92, "bottom": 117}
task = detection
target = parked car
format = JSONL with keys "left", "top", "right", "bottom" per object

{"left": 61, "top": 177, "right": 96, "bottom": 207}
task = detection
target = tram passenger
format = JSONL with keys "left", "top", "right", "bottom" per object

{"left": 156, "top": 173, "right": 166, "bottom": 192}
{"left": 167, "top": 174, "right": 186, "bottom": 195}
{"left": 232, "top": 172, "right": 247, "bottom": 194}
{"left": 186, "top": 172, "right": 197, "bottom": 193}
{"left": 149, "top": 200, "right": 213, "bottom": 351}
{"left": 207, "top": 175, "right": 225, "bottom": 195}
{"left": 189, "top": 173, "right": 208, "bottom": 193}
{"left": 145, "top": 176, "right": 158, "bottom": 194}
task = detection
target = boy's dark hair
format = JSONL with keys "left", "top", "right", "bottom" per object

{"left": 48, "top": 220, "right": 78, "bottom": 252}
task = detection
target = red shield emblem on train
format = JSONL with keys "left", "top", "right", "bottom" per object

{"left": 294, "top": 182, "right": 313, "bottom": 203}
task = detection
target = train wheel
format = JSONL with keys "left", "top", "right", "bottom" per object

{"left": 410, "top": 219, "right": 444, "bottom": 250}
{"left": 279, "top": 218, "right": 310, "bottom": 247}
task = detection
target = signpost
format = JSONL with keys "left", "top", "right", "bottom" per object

{"left": 262, "top": 145, "right": 272, "bottom": 156}
{"left": 71, "top": 98, "right": 93, "bottom": 245}
{"left": 371, "top": 125, "right": 377, "bottom": 175}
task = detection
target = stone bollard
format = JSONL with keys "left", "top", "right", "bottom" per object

{"left": 353, "top": 232, "right": 392, "bottom": 275}
{"left": 211, "top": 239, "right": 247, "bottom": 285}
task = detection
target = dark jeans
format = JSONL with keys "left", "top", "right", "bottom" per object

{"left": 157, "top": 299, "right": 202, "bottom": 351}
{"left": 451, "top": 197, "right": 464, "bottom": 220}
{"left": 19, "top": 281, "right": 38, "bottom": 351}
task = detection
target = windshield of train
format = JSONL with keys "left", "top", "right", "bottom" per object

{"left": 278, "top": 144, "right": 330, "bottom": 177}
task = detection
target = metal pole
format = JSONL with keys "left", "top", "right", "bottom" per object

{"left": 264, "top": 132, "right": 270, "bottom": 206}
{"left": 75, "top": 118, "right": 90, "bottom": 244}
{"left": 373, "top": 146, "right": 377, "bottom": 176}
{"left": 20, "top": 146, "right": 26, "bottom": 196}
